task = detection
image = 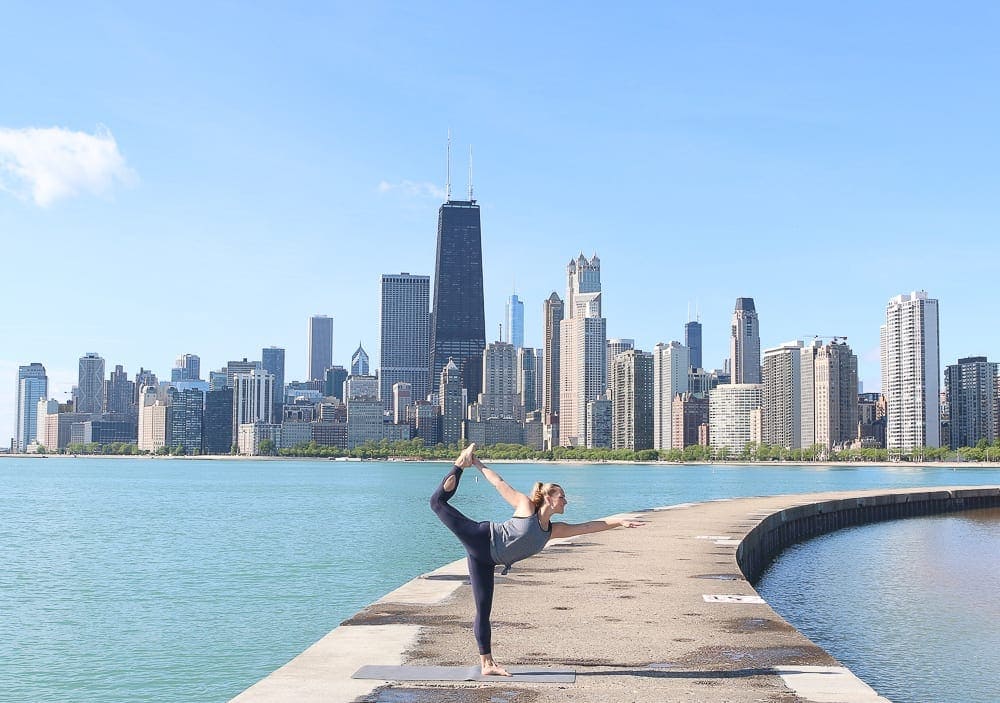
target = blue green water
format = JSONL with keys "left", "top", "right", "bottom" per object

{"left": 757, "top": 508, "right": 1000, "bottom": 703}
{"left": 2, "top": 457, "right": 998, "bottom": 703}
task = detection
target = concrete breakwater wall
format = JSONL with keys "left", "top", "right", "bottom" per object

{"left": 737, "top": 487, "right": 1000, "bottom": 582}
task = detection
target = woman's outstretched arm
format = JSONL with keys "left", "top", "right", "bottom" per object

{"left": 472, "top": 457, "right": 532, "bottom": 512}
{"left": 550, "top": 518, "right": 644, "bottom": 539}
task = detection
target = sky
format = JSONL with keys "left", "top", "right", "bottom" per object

{"left": 3, "top": 2, "right": 1000, "bottom": 445}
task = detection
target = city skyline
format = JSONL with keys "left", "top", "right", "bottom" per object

{"left": 5, "top": 5, "right": 1000, "bottom": 442}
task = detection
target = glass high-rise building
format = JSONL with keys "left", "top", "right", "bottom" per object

{"left": 380, "top": 273, "right": 431, "bottom": 411}
{"left": 15, "top": 363, "right": 47, "bottom": 451}
{"left": 262, "top": 347, "right": 286, "bottom": 420}
{"left": 168, "top": 387, "right": 204, "bottom": 454}
{"left": 77, "top": 353, "right": 106, "bottom": 414}
{"left": 203, "top": 389, "right": 234, "bottom": 454}
{"left": 308, "top": 315, "right": 334, "bottom": 382}
{"left": 684, "top": 320, "right": 703, "bottom": 370}
{"left": 505, "top": 293, "right": 524, "bottom": 349}
{"left": 351, "top": 343, "right": 370, "bottom": 377}
{"left": 430, "top": 199, "right": 486, "bottom": 400}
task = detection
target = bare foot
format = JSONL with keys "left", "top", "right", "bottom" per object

{"left": 481, "top": 662, "right": 510, "bottom": 677}
{"left": 456, "top": 443, "right": 477, "bottom": 468}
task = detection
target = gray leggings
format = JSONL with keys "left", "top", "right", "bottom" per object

{"left": 429, "top": 465, "right": 496, "bottom": 655}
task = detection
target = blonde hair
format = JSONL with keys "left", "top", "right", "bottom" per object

{"left": 529, "top": 482, "right": 563, "bottom": 509}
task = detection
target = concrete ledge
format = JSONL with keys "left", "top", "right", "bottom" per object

{"left": 231, "top": 485, "right": 998, "bottom": 703}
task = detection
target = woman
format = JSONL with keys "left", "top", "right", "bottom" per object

{"left": 429, "top": 443, "right": 643, "bottom": 677}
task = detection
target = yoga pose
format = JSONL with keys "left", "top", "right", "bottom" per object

{"left": 429, "top": 443, "right": 643, "bottom": 677}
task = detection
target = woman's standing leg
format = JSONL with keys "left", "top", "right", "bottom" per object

{"left": 467, "top": 555, "right": 509, "bottom": 676}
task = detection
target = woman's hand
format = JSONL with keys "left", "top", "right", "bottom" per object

{"left": 618, "top": 519, "right": 644, "bottom": 528}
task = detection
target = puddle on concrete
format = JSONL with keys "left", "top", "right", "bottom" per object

{"left": 692, "top": 573, "right": 744, "bottom": 581}
{"left": 680, "top": 644, "right": 835, "bottom": 668}
{"left": 724, "top": 617, "right": 795, "bottom": 633}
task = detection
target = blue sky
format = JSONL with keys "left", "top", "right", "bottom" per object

{"left": 3, "top": 3, "right": 1000, "bottom": 444}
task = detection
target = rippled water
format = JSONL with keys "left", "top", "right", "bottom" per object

{"left": 2, "top": 457, "right": 998, "bottom": 702}
{"left": 757, "top": 508, "right": 1000, "bottom": 703}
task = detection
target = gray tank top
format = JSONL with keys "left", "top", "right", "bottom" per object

{"left": 489, "top": 513, "right": 551, "bottom": 573}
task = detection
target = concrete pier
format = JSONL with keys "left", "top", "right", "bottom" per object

{"left": 231, "top": 485, "right": 1000, "bottom": 703}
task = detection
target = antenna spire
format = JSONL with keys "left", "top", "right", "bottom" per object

{"left": 468, "top": 144, "right": 474, "bottom": 201}
{"left": 445, "top": 129, "right": 452, "bottom": 201}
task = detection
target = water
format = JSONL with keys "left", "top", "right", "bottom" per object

{"left": 2, "top": 457, "right": 998, "bottom": 702}
{"left": 757, "top": 507, "right": 1000, "bottom": 703}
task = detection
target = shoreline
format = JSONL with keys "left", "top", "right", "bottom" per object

{"left": 4, "top": 453, "right": 1000, "bottom": 469}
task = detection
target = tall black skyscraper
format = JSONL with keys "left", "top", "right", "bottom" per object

{"left": 684, "top": 320, "right": 702, "bottom": 370}
{"left": 430, "top": 199, "right": 486, "bottom": 399}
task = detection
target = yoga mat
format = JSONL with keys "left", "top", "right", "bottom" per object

{"left": 352, "top": 664, "right": 576, "bottom": 683}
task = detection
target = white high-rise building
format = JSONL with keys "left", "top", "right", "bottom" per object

{"left": 137, "top": 385, "right": 169, "bottom": 452}
{"left": 559, "top": 254, "right": 606, "bottom": 446}
{"left": 233, "top": 368, "right": 275, "bottom": 440}
{"left": 730, "top": 298, "right": 761, "bottom": 384}
{"left": 881, "top": 291, "right": 940, "bottom": 450}
{"left": 762, "top": 341, "right": 803, "bottom": 449}
{"left": 392, "top": 382, "right": 412, "bottom": 425}
{"left": 652, "top": 341, "right": 689, "bottom": 450}
{"left": 709, "top": 383, "right": 763, "bottom": 454}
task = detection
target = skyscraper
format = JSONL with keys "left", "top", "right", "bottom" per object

{"left": 308, "top": 315, "right": 334, "bottom": 382}
{"left": 15, "top": 363, "right": 47, "bottom": 452}
{"left": 652, "top": 341, "right": 689, "bottom": 451}
{"left": 611, "top": 349, "right": 653, "bottom": 450}
{"left": 380, "top": 273, "right": 431, "bottom": 411}
{"left": 168, "top": 387, "right": 204, "bottom": 454}
{"left": 171, "top": 353, "right": 201, "bottom": 382}
{"left": 881, "top": 291, "right": 940, "bottom": 450}
{"left": 730, "top": 298, "right": 761, "bottom": 384}
{"left": 762, "top": 341, "right": 803, "bottom": 449}
{"left": 232, "top": 368, "right": 275, "bottom": 441}
{"left": 606, "top": 338, "right": 634, "bottom": 402}
{"left": 439, "top": 358, "right": 465, "bottom": 446}
{"left": 104, "top": 364, "right": 135, "bottom": 416}
{"left": 517, "top": 347, "right": 538, "bottom": 415}
{"left": 262, "top": 347, "right": 286, "bottom": 421}
{"left": 559, "top": 254, "right": 606, "bottom": 447}
{"left": 351, "top": 343, "right": 370, "bottom": 377}
{"left": 684, "top": 319, "right": 703, "bottom": 370}
{"left": 808, "top": 341, "right": 858, "bottom": 450}
{"left": 476, "top": 341, "right": 518, "bottom": 420}
{"left": 203, "top": 389, "right": 234, "bottom": 454}
{"left": 505, "top": 293, "right": 524, "bottom": 348}
{"left": 430, "top": 199, "right": 486, "bottom": 400}
{"left": 542, "top": 292, "right": 564, "bottom": 419}
{"left": 77, "top": 353, "right": 106, "bottom": 414}
{"left": 945, "top": 356, "right": 998, "bottom": 449}
{"left": 709, "top": 383, "right": 763, "bottom": 454}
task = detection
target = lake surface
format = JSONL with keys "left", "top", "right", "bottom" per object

{"left": 757, "top": 507, "right": 1000, "bottom": 703}
{"left": 2, "top": 457, "right": 998, "bottom": 702}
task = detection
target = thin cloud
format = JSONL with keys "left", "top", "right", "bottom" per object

{"left": 0, "top": 125, "right": 135, "bottom": 206}
{"left": 378, "top": 179, "right": 445, "bottom": 200}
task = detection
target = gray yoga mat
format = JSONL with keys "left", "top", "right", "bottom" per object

{"left": 352, "top": 664, "right": 576, "bottom": 683}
